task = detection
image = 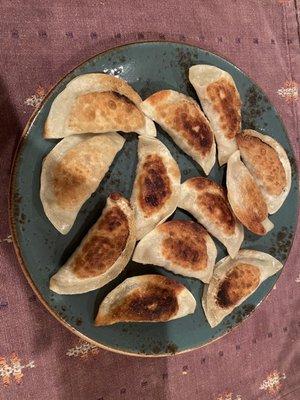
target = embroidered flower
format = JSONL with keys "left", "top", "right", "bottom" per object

{"left": 0, "top": 235, "right": 12, "bottom": 244}
{"left": 0, "top": 353, "right": 35, "bottom": 386}
{"left": 277, "top": 81, "right": 298, "bottom": 102}
{"left": 24, "top": 86, "right": 47, "bottom": 108}
{"left": 66, "top": 340, "right": 100, "bottom": 359}
{"left": 259, "top": 370, "right": 286, "bottom": 395}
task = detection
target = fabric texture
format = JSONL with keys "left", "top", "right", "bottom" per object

{"left": 0, "top": 1, "right": 299, "bottom": 399}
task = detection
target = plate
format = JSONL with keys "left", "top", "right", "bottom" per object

{"left": 9, "top": 41, "right": 299, "bottom": 356}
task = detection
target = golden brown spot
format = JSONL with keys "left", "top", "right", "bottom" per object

{"left": 53, "top": 141, "right": 104, "bottom": 209}
{"left": 198, "top": 193, "right": 235, "bottom": 235}
{"left": 216, "top": 263, "right": 260, "bottom": 308}
{"left": 186, "top": 177, "right": 236, "bottom": 235}
{"left": 237, "top": 132, "right": 286, "bottom": 196}
{"left": 72, "top": 206, "right": 129, "bottom": 278}
{"left": 207, "top": 78, "right": 241, "bottom": 139}
{"left": 108, "top": 277, "right": 181, "bottom": 322}
{"left": 138, "top": 154, "right": 172, "bottom": 216}
{"left": 161, "top": 221, "right": 208, "bottom": 271}
{"left": 147, "top": 90, "right": 170, "bottom": 105}
{"left": 234, "top": 176, "right": 268, "bottom": 235}
{"left": 168, "top": 102, "right": 213, "bottom": 156}
{"left": 68, "top": 91, "right": 145, "bottom": 133}
{"left": 188, "top": 176, "right": 225, "bottom": 196}
{"left": 146, "top": 91, "right": 214, "bottom": 155}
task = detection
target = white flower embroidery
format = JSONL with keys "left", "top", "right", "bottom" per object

{"left": 295, "top": 274, "right": 300, "bottom": 283}
{"left": 66, "top": 340, "right": 100, "bottom": 358}
{"left": 259, "top": 370, "right": 286, "bottom": 395}
{"left": 0, "top": 354, "right": 35, "bottom": 386}
{"left": 24, "top": 86, "right": 47, "bottom": 108}
{"left": 277, "top": 81, "right": 298, "bottom": 102}
{"left": 0, "top": 235, "right": 12, "bottom": 244}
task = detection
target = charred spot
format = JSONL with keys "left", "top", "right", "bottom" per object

{"left": 98, "top": 207, "right": 128, "bottom": 231}
{"left": 112, "top": 285, "right": 179, "bottom": 321}
{"left": 207, "top": 78, "right": 241, "bottom": 139}
{"left": 73, "top": 206, "right": 129, "bottom": 278}
{"left": 189, "top": 176, "right": 224, "bottom": 193}
{"left": 216, "top": 264, "right": 260, "bottom": 308}
{"left": 161, "top": 220, "right": 208, "bottom": 271}
{"left": 174, "top": 103, "right": 213, "bottom": 155}
{"left": 138, "top": 155, "right": 171, "bottom": 215}
{"left": 199, "top": 192, "right": 235, "bottom": 235}
{"left": 216, "top": 279, "right": 234, "bottom": 308}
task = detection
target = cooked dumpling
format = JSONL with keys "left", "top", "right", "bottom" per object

{"left": 178, "top": 177, "right": 244, "bottom": 258}
{"left": 131, "top": 137, "right": 181, "bottom": 240}
{"left": 95, "top": 274, "right": 196, "bottom": 325}
{"left": 40, "top": 132, "right": 125, "bottom": 234}
{"left": 44, "top": 73, "right": 156, "bottom": 138}
{"left": 141, "top": 90, "right": 216, "bottom": 175}
{"left": 227, "top": 150, "right": 274, "bottom": 235}
{"left": 236, "top": 129, "right": 291, "bottom": 214}
{"left": 133, "top": 220, "right": 217, "bottom": 283}
{"left": 202, "top": 250, "right": 283, "bottom": 327}
{"left": 50, "top": 193, "right": 136, "bottom": 294}
{"left": 189, "top": 65, "right": 241, "bottom": 165}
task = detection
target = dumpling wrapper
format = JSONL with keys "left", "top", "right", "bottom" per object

{"left": 178, "top": 177, "right": 244, "bottom": 258}
{"left": 50, "top": 193, "right": 136, "bottom": 294}
{"left": 44, "top": 73, "right": 156, "bottom": 138}
{"left": 237, "top": 129, "right": 291, "bottom": 214}
{"left": 40, "top": 132, "right": 125, "bottom": 234}
{"left": 133, "top": 220, "right": 217, "bottom": 283}
{"left": 202, "top": 249, "right": 283, "bottom": 327}
{"left": 140, "top": 90, "right": 216, "bottom": 175}
{"left": 227, "top": 150, "right": 274, "bottom": 235}
{"left": 189, "top": 65, "right": 241, "bottom": 166}
{"left": 95, "top": 274, "right": 196, "bottom": 325}
{"left": 131, "top": 137, "right": 181, "bottom": 240}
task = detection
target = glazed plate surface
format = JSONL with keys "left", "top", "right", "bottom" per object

{"left": 10, "top": 42, "right": 299, "bottom": 356}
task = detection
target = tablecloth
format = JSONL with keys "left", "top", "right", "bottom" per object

{"left": 0, "top": 1, "right": 299, "bottom": 399}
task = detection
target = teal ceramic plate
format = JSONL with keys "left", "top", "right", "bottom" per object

{"left": 10, "top": 42, "right": 299, "bottom": 356}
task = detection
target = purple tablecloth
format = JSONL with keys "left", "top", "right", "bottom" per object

{"left": 0, "top": 1, "right": 299, "bottom": 399}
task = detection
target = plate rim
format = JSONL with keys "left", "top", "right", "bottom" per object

{"left": 8, "top": 39, "right": 300, "bottom": 357}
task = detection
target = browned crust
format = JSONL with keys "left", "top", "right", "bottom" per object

{"left": 68, "top": 91, "right": 145, "bottom": 133}
{"left": 234, "top": 176, "right": 268, "bottom": 235}
{"left": 216, "top": 263, "right": 260, "bottom": 308}
{"left": 148, "top": 91, "right": 214, "bottom": 156}
{"left": 97, "top": 74, "right": 142, "bottom": 105}
{"left": 138, "top": 154, "right": 172, "bottom": 216}
{"left": 147, "top": 90, "right": 170, "bottom": 105}
{"left": 53, "top": 142, "right": 101, "bottom": 209}
{"left": 187, "top": 177, "right": 236, "bottom": 235}
{"left": 72, "top": 206, "right": 129, "bottom": 278}
{"left": 207, "top": 77, "right": 241, "bottom": 139}
{"left": 97, "top": 275, "right": 183, "bottom": 324}
{"left": 187, "top": 176, "right": 225, "bottom": 195}
{"left": 160, "top": 220, "right": 208, "bottom": 271}
{"left": 237, "top": 132, "right": 286, "bottom": 196}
